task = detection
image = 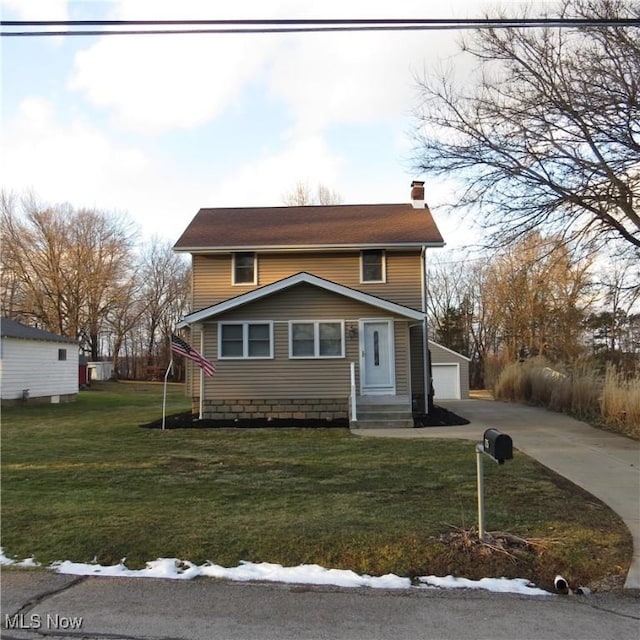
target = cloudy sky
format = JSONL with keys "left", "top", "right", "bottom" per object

{"left": 1, "top": 0, "right": 552, "bottom": 246}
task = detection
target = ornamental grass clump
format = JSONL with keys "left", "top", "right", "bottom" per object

{"left": 601, "top": 365, "right": 640, "bottom": 439}
{"left": 493, "top": 358, "right": 638, "bottom": 439}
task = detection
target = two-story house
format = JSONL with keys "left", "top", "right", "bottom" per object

{"left": 173, "top": 181, "right": 444, "bottom": 427}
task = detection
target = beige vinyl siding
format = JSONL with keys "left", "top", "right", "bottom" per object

{"left": 184, "top": 324, "right": 202, "bottom": 399}
{"left": 192, "top": 251, "right": 423, "bottom": 312}
{"left": 410, "top": 325, "right": 426, "bottom": 412}
{"left": 195, "top": 283, "right": 411, "bottom": 400}
{"left": 394, "top": 321, "right": 410, "bottom": 399}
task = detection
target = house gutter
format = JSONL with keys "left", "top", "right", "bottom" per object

{"left": 174, "top": 242, "right": 445, "bottom": 254}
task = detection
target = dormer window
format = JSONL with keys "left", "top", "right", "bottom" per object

{"left": 361, "top": 250, "right": 386, "bottom": 283}
{"left": 232, "top": 252, "right": 257, "bottom": 285}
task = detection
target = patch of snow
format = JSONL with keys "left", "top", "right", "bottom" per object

{"left": 0, "top": 548, "right": 551, "bottom": 595}
{"left": 419, "top": 574, "right": 550, "bottom": 596}
{"left": 17, "top": 557, "right": 41, "bottom": 568}
{"left": 0, "top": 549, "right": 40, "bottom": 567}
{"left": 200, "top": 561, "right": 412, "bottom": 589}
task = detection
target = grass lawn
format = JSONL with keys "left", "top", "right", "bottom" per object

{"left": 1, "top": 382, "right": 632, "bottom": 591}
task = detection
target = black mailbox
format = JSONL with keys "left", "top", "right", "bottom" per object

{"left": 483, "top": 429, "right": 513, "bottom": 464}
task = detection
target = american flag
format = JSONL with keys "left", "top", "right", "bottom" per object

{"left": 170, "top": 333, "right": 216, "bottom": 376}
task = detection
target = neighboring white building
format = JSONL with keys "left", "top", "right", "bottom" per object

{"left": 0, "top": 317, "right": 79, "bottom": 405}
{"left": 429, "top": 340, "right": 471, "bottom": 400}
{"left": 87, "top": 361, "right": 114, "bottom": 381}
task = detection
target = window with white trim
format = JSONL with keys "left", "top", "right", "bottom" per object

{"left": 219, "top": 322, "right": 273, "bottom": 358}
{"left": 232, "top": 252, "right": 257, "bottom": 285}
{"left": 360, "top": 250, "right": 386, "bottom": 283}
{"left": 290, "top": 321, "right": 344, "bottom": 358}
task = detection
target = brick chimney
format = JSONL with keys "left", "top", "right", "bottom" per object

{"left": 411, "top": 180, "right": 425, "bottom": 208}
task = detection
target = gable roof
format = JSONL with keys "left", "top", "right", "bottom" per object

{"left": 173, "top": 203, "right": 444, "bottom": 252}
{"left": 1, "top": 317, "right": 77, "bottom": 344}
{"left": 428, "top": 340, "right": 471, "bottom": 362}
{"left": 178, "top": 272, "right": 425, "bottom": 327}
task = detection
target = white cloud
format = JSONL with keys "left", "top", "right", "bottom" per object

{"left": 2, "top": 97, "right": 148, "bottom": 199}
{"left": 67, "top": 0, "right": 292, "bottom": 134}
{"left": 0, "top": 0, "right": 68, "bottom": 21}
{"left": 207, "top": 135, "right": 346, "bottom": 207}
{"left": 0, "top": 97, "right": 349, "bottom": 242}
{"left": 266, "top": 29, "right": 459, "bottom": 136}
{"left": 69, "top": 35, "right": 277, "bottom": 134}
{"left": 2, "top": 0, "right": 526, "bottom": 249}
{"left": 0, "top": 97, "right": 206, "bottom": 241}
{"left": 65, "top": 0, "right": 491, "bottom": 135}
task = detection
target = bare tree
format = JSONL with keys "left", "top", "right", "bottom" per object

{"left": 281, "top": 180, "right": 343, "bottom": 206}
{"left": 414, "top": 0, "right": 640, "bottom": 255}
{"left": 137, "top": 238, "right": 191, "bottom": 377}
{"left": 482, "top": 233, "right": 594, "bottom": 362}
{"left": 1, "top": 191, "right": 137, "bottom": 357}
{"left": 427, "top": 234, "right": 594, "bottom": 386}
{"left": 104, "top": 273, "right": 146, "bottom": 378}
{"left": 1, "top": 191, "right": 32, "bottom": 322}
{"left": 427, "top": 255, "right": 497, "bottom": 388}
{"left": 586, "top": 254, "right": 640, "bottom": 356}
{"left": 71, "top": 208, "right": 138, "bottom": 359}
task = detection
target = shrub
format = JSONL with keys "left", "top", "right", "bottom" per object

{"left": 493, "top": 358, "right": 639, "bottom": 439}
{"left": 601, "top": 365, "right": 640, "bottom": 439}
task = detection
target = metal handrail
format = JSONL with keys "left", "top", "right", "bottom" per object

{"left": 349, "top": 361, "right": 357, "bottom": 422}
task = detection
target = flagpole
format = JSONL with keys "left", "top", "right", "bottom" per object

{"left": 162, "top": 333, "right": 174, "bottom": 431}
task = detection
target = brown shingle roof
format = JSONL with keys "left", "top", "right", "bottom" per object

{"left": 173, "top": 203, "right": 444, "bottom": 251}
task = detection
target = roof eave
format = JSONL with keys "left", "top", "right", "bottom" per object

{"left": 174, "top": 241, "right": 445, "bottom": 254}
{"left": 177, "top": 272, "right": 425, "bottom": 327}
{"left": 2, "top": 334, "right": 78, "bottom": 344}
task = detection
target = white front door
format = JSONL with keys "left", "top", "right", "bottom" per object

{"left": 360, "top": 320, "right": 395, "bottom": 395}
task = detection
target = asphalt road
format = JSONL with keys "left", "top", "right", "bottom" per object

{"left": 2, "top": 569, "right": 639, "bottom": 640}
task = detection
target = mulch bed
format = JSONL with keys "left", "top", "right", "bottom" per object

{"left": 414, "top": 405, "right": 470, "bottom": 427}
{"left": 141, "top": 413, "right": 349, "bottom": 429}
{"left": 141, "top": 405, "right": 469, "bottom": 429}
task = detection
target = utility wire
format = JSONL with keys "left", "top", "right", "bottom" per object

{"left": 2, "top": 17, "right": 638, "bottom": 37}
{"left": 3, "top": 18, "right": 638, "bottom": 26}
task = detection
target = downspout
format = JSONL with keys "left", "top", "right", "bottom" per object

{"left": 421, "top": 246, "right": 432, "bottom": 414}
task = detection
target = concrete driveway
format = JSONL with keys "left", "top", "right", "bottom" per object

{"left": 352, "top": 397, "right": 640, "bottom": 589}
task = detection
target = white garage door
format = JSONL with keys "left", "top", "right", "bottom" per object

{"left": 432, "top": 364, "right": 460, "bottom": 400}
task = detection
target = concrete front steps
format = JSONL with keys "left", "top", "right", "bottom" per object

{"left": 351, "top": 395, "right": 414, "bottom": 429}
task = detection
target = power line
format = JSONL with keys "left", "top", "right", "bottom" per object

{"left": 3, "top": 18, "right": 638, "bottom": 26}
{"left": 2, "top": 17, "right": 638, "bottom": 37}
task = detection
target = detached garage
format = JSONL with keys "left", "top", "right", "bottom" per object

{"left": 429, "top": 340, "right": 470, "bottom": 400}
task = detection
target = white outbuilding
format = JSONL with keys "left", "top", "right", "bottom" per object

{"left": 1, "top": 317, "right": 79, "bottom": 405}
{"left": 429, "top": 340, "right": 471, "bottom": 400}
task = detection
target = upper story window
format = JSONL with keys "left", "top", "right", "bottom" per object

{"left": 361, "top": 250, "right": 386, "bottom": 283}
{"left": 232, "top": 252, "right": 257, "bottom": 285}
{"left": 58, "top": 348, "right": 67, "bottom": 361}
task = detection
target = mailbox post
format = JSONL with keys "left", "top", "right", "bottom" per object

{"left": 476, "top": 429, "right": 513, "bottom": 540}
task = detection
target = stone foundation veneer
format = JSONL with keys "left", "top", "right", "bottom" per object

{"left": 195, "top": 397, "right": 349, "bottom": 421}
